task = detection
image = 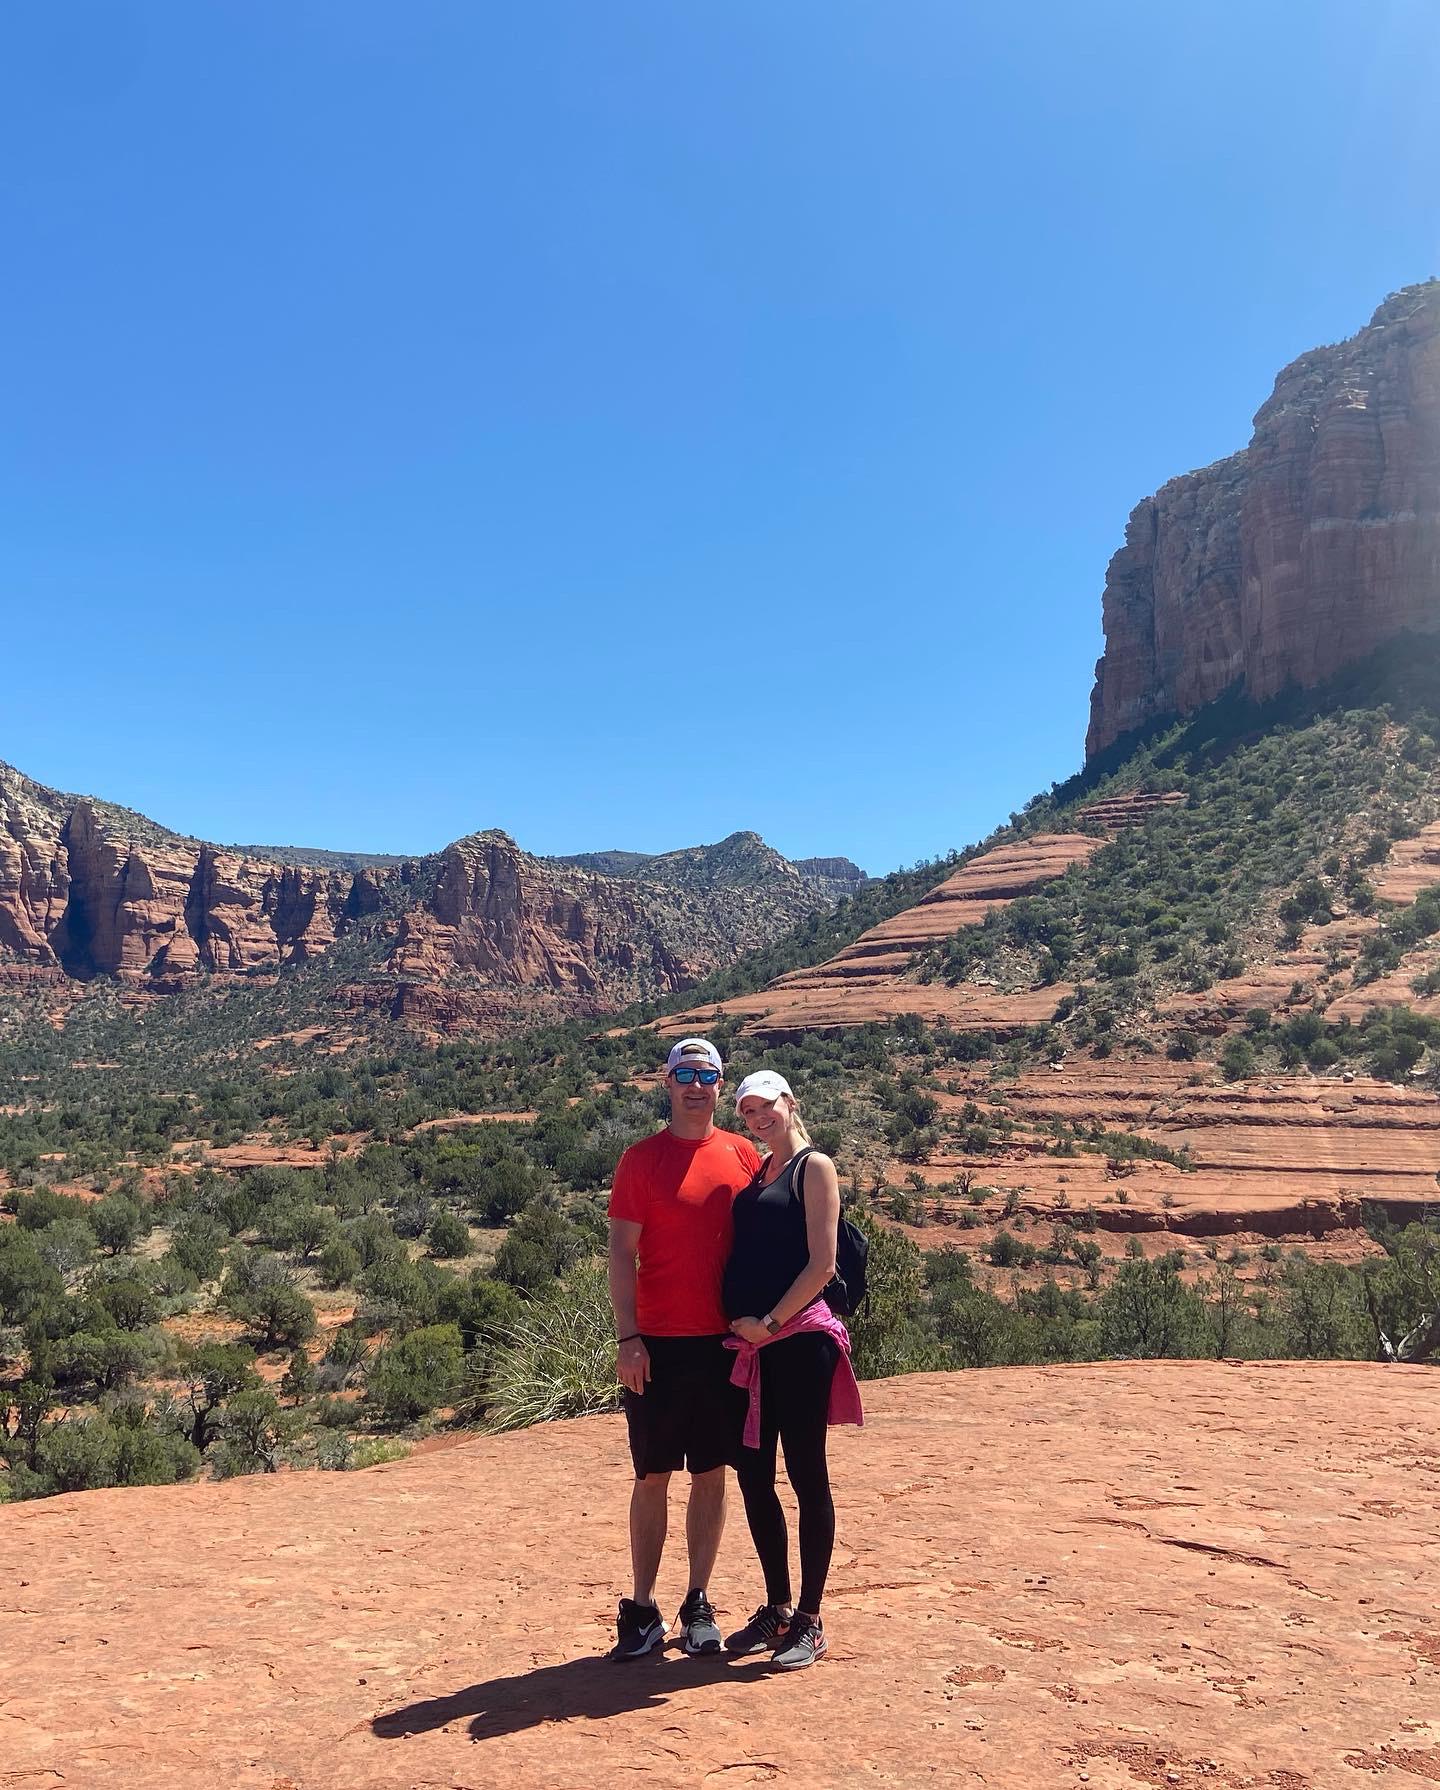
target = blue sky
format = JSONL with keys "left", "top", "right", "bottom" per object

{"left": 4, "top": 3, "right": 1437, "bottom": 873}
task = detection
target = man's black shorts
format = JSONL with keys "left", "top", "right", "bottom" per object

{"left": 623, "top": 1333, "right": 745, "bottom": 1478}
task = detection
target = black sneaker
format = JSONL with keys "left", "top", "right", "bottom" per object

{"left": 609, "top": 1598, "right": 664, "bottom": 1661}
{"left": 771, "top": 1613, "right": 827, "bottom": 1670}
{"left": 725, "top": 1603, "right": 791, "bottom": 1655}
{"left": 677, "top": 1587, "right": 722, "bottom": 1655}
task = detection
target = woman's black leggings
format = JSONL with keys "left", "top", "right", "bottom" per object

{"left": 735, "top": 1331, "right": 837, "bottom": 1617}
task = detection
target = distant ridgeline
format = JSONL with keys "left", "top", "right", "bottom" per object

{"left": 0, "top": 762, "right": 857, "bottom": 1034}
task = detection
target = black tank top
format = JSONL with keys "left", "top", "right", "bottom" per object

{"left": 722, "top": 1149, "right": 817, "bottom": 1321}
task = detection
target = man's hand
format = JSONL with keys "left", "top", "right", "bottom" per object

{"left": 617, "top": 1336, "right": 651, "bottom": 1395}
{"left": 730, "top": 1315, "right": 770, "bottom": 1345}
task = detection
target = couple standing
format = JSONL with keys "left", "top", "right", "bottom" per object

{"left": 606, "top": 1037, "right": 863, "bottom": 1672}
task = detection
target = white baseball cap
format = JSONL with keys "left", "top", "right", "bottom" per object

{"left": 665, "top": 1037, "right": 723, "bottom": 1074}
{"left": 734, "top": 1069, "right": 794, "bottom": 1108}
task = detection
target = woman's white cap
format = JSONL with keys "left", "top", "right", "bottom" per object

{"left": 734, "top": 1069, "right": 794, "bottom": 1108}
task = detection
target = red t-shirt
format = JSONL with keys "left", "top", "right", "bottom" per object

{"left": 608, "top": 1127, "right": 763, "bottom": 1337}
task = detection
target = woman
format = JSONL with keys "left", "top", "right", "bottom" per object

{"left": 722, "top": 1068, "right": 863, "bottom": 1670}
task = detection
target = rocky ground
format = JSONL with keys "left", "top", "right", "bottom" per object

{"left": 3, "top": 1361, "right": 1437, "bottom": 1789}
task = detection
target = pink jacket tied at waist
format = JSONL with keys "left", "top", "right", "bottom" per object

{"left": 724, "top": 1301, "right": 865, "bottom": 1450}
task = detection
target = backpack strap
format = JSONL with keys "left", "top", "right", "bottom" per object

{"left": 791, "top": 1145, "right": 815, "bottom": 1201}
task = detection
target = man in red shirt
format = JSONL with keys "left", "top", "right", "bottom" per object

{"left": 607, "top": 1037, "right": 762, "bottom": 1660}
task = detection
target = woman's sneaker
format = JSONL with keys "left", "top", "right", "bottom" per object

{"left": 609, "top": 1598, "right": 664, "bottom": 1661}
{"left": 677, "top": 1587, "right": 722, "bottom": 1655}
{"left": 771, "top": 1613, "right": 827, "bottom": 1670}
{"left": 725, "top": 1603, "right": 791, "bottom": 1655}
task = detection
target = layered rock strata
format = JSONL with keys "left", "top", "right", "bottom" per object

{"left": 909, "top": 1062, "right": 1440, "bottom": 1240}
{"left": 1088, "top": 280, "right": 1440, "bottom": 756}
{"left": 663, "top": 793, "right": 1172, "bottom": 1040}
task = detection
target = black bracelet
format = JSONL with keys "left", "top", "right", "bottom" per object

{"left": 617, "top": 1332, "right": 641, "bottom": 1344}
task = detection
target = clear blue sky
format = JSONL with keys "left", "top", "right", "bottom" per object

{"left": 4, "top": 3, "right": 1437, "bottom": 873}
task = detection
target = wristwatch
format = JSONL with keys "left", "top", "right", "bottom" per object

{"left": 762, "top": 1313, "right": 781, "bottom": 1335}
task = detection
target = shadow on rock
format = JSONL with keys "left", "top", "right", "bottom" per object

{"left": 374, "top": 1650, "right": 764, "bottom": 1743}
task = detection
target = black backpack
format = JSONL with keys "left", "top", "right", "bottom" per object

{"left": 793, "top": 1148, "right": 869, "bottom": 1318}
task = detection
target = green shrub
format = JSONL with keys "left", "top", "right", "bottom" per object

{"left": 367, "top": 1323, "right": 465, "bottom": 1422}
{"left": 847, "top": 1213, "right": 940, "bottom": 1380}
{"left": 212, "top": 1388, "right": 294, "bottom": 1477}
{"left": 426, "top": 1210, "right": 472, "bottom": 1259}
{"left": 317, "top": 1236, "right": 362, "bottom": 1290}
{"left": 493, "top": 1200, "right": 587, "bottom": 1294}
{"left": 90, "top": 1194, "right": 148, "bottom": 1256}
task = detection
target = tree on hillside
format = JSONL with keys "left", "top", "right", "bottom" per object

{"left": 1098, "top": 1260, "right": 1205, "bottom": 1359}
{"left": 1363, "top": 1224, "right": 1440, "bottom": 1363}
{"left": 90, "top": 1194, "right": 148, "bottom": 1257}
{"left": 212, "top": 1388, "right": 293, "bottom": 1477}
{"left": 220, "top": 1252, "right": 317, "bottom": 1351}
{"left": 426, "top": 1209, "right": 472, "bottom": 1259}
{"left": 1280, "top": 1261, "right": 1364, "bottom": 1358}
{"left": 847, "top": 1214, "right": 938, "bottom": 1379}
{"left": 180, "top": 1342, "right": 262, "bottom": 1453}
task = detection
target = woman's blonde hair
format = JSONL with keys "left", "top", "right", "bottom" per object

{"left": 782, "top": 1092, "right": 811, "bottom": 1145}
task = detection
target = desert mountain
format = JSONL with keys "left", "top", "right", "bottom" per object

{"left": 0, "top": 758, "right": 847, "bottom": 1033}
{"left": 1087, "top": 279, "right": 1440, "bottom": 758}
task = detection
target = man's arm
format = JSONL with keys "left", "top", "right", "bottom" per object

{"left": 608, "top": 1217, "right": 650, "bottom": 1394}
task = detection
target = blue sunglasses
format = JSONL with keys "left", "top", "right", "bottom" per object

{"left": 671, "top": 1066, "right": 720, "bottom": 1085}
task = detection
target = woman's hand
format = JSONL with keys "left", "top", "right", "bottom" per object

{"left": 616, "top": 1336, "right": 651, "bottom": 1394}
{"left": 730, "top": 1315, "right": 770, "bottom": 1345}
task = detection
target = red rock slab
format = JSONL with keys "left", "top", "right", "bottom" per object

{"left": 914, "top": 1157, "right": 1433, "bottom": 1237}
{"left": 1001, "top": 1063, "right": 1440, "bottom": 1144}
{"left": 795, "top": 833, "right": 1101, "bottom": 966}
{"left": 4, "top": 1363, "right": 1439, "bottom": 1789}
{"left": 1075, "top": 789, "right": 1188, "bottom": 830}
{"left": 663, "top": 978, "right": 1072, "bottom": 1040}
{"left": 1326, "top": 939, "right": 1440, "bottom": 1022}
{"left": 180, "top": 1138, "right": 363, "bottom": 1170}
{"left": 663, "top": 834, "right": 1100, "bottom": 1041}
{"left": 1159, "top": 915, "right": 1379, "bottom": 1031}
{"left": 916, "top": 1064, "right": 1440, "bottom": 1231}
{"left": 1376, "top": 819, "right": 1440, "bottom": 905}
{"left": 410, "top": 1110, "right": 539, "bottom": 1132}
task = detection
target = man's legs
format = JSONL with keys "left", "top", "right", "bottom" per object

{"left": 630, "top": 1471, "right": 671, "bottom": 1607}
{"left": 684, "top": 1464, "right": 727, "bottom": 1595}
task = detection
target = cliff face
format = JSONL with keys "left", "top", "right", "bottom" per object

{"left": 0, "top": 761, "right": 836, "bottom": 1031}
{"left": 2, "top": 773, "right": 365, "bottom": 993}
{"left": 1087, "top": 280, "right": 1440, "bottom": 756}
{"left": 382, "top": 828, "right": 825, "bottom": 1030}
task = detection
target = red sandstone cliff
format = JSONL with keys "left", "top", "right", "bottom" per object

{"left": 374, "top": 827, "right": 824, "bottom": 1030}
{"left": 0, "top": 761, "right": 832, "bottom": 1028}
{"left": 1087, "top": 279, "right": 1440, "bottom": 756}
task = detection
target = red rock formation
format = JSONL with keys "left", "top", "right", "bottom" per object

{"left": 908, "top": 1061, "right": 1440, "bottom": 1238}
{"left": 1, "top": 762, "right": 833, "bottom": 1030}
{"left": 664, "top": 799, "right": 1173, "bottom": 1041}
{"left": 1088, "top": 280, "right": 1440, "bottom": 756}
{"left": 381, "top": 829, "right": 825, "bottom": 1032}
{"left": 5, "top": 1364, "right": 1437, "bottom": 1789}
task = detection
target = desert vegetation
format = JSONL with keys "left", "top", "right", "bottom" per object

{"left": 6, "top": 644, "right": 1440, "bottom": 1500}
